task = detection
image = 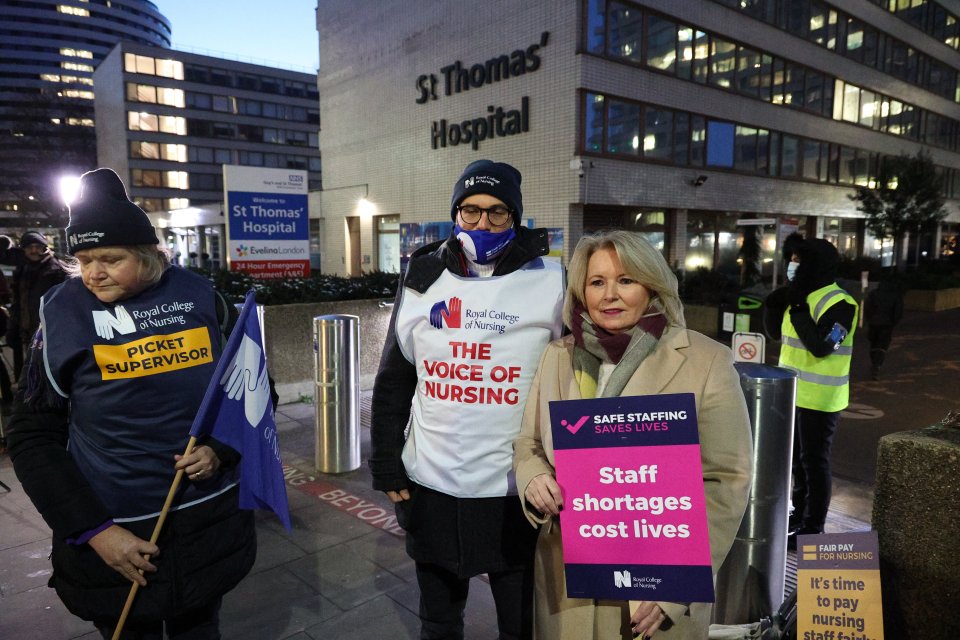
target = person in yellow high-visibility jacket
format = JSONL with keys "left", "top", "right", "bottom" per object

{"left": 764, "top": 235, "right": 857, "bottom": 550}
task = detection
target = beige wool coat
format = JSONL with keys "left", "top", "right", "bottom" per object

{"left": 513, "top": 327, "right": 754, "bottom": 640}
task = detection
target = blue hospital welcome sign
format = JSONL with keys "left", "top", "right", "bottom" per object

{"left": 223, "top": 166, "right": 309, "bottom": 279}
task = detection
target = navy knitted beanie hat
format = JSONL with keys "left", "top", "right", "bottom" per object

{"left": 449, "top": 160, "right": 523, "bottom": 226}
{"left": 66, "top": 168, "right": 158, "bottom": 254}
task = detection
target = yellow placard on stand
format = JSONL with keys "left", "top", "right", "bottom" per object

{"left": 797, "top": 531, "right": 884, "bottom": 640}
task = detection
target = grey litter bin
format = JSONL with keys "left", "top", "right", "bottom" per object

{"left": 713, "top": 362, "right": 797, "bottom": 624}
{"left": 313, "top": 314, "right": 360, "bottom": 474}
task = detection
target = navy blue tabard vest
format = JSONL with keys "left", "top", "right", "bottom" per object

{"left": 40, "top": 267, "right": 237, "bottom": 521}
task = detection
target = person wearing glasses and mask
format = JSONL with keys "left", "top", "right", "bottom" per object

{"left": 370, "top": 160, "right": 564, "bottom": 639}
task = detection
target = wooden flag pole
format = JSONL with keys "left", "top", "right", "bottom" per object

{"left": 111, "top": 436, "right": 197, "bottom": 640}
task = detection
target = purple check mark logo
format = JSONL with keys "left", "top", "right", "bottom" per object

{"left": 561, "top": 415, "right": 590, "bottom": 435}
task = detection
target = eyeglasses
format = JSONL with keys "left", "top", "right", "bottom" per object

{"left": 457, "top": 205, "right": 513, "bottom": 227}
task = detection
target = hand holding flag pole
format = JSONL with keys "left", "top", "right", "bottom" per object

{"left": 111, "top": 290, "right": 290, "bottom": 639}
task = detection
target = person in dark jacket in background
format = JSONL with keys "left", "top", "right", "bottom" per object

{"left": 0, "top": 270, "right": 12, "bottom": 416}
{"left": 0, "top": 231, "right": 67, "bottom": 379}
{"left": 864, "top": 278, "right": 904, "bottom": 380}
{"left": 764, "top": 234, "right": 857, "bottom": 549}
{"left": 370, "top": 160, "right": 565, "bottom": 640}
{"left": 7, "top": 168, "right": 255, "bottom": 639}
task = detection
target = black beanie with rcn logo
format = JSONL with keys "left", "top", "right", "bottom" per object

{"left": 66, "top": 168, "right": 158, "bottom": 254}
{"left": 450, "top": 160, "right": 523, "bottom": 226}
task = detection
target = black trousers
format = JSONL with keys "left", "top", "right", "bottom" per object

{"left": 416, "top": 561, "right": 533, "bottom": 640}
{"left": 868, "top": 325, "right": 894, "bottom": 369}
{"left": 96, "top": 598, "right": 222, "bottom": 640}
{"left": 791, "top": 407, "right": 840, "bottom": 532}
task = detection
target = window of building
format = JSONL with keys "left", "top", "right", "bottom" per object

{"left": 377, "top": 215, "right": 401, "bottom": 273}
{"left": 125, "top": 53, "right": 155, "bottom": 75}
{"left": 768, "top": 131, "right": 781, "bottom": 176}
{"left": 809, "top": 4, "right": 838, "bottom": 48}
{"left": 706, "top": 121, "right": 735, "bottom": 167}
{"left": 212, "top": 122, "right": 235, "bottom": 138}
{"left": 585, "top": 93, "right": 605, "bottom": 153}
{"left": 674, "top": 112, "right": 690, "bottom": 165}
{"left": 61, "top": 61, "right": 94, "bottom": 72}
{"left": 58, "top": 5, "right": 90, "bottom": 17}
{"left": 131, "top": 141, "right": 158, "bottom": 159}
{"left": 736, "top": 47, "right": 762, "bottom": 98}
{"left": 122, "top": 87, "right": 154, "bottom": 110}
{"left": 685, "top": 210, "right": 717, "bottom": 270}
{"left": 190, "top": 173, "right": 219, "bottom": 190}
{"left": 692, "top": 30, "right": 710, "bottom": 84}
{"left": 646, "top": 15, "right": 677, "bottom": 72}
{"left": 804, "top": 69, "right": 826, "bottom": 114}
{"left": 782, "top": 62, "right": 805, "bottom": 106}
{"left": 734, "top": 126, "right": 758, "bottom": 172}
{"left": 643, "top": 107, "right": 672, "bottom": 160}
{"left": 781, "top": 135, "right": 799, "bottom": 177}
{"left": 163, "top": 171, "right": 189, "bottom": 189}
{"left": 238, "top": 75, "right": 259, "bottom": 91}
{"left": 212, "top": 95, "right": 235, "bottom": 113}
{"left": 155, "top": 59, "right": 184, "bottom": 80}
{"left": 801, "top": 139, "right": 821, "bottom": 180}
{"left": 160, "top": 116, "right": 186, "bottom": 135}
{"left": 690, "top": 115, "right": 706, "bottom": 166}
{"left": 239, "top": 151, "right": 264, "bottom": 166}
{"left": 190, "top": 146, "right": 214, "bottom": 163}
{"left": 607, "top": 99, "right": 641, "bottom": 155}
{"left": 840, "top": 82, "right": 860, "bottom": 122}
{"left": 128, "top": 111, "right": 158, "bottom": 132}
{"left": 709, "top": 37, "right": 736, "bottom": 89}
{"left": 132, "top": 169, "right": 161, "bottom": 188}
{"left": 608, "top": 2, "right": 643, "bottom": 62}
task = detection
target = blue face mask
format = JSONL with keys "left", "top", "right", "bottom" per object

{"left": 454, "top": 225, "right": 516, "bottom": 264}
{"left": 786, "top": 261, "right": 799, "bottom": 282}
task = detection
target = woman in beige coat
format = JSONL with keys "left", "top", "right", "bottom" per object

{"left": 514, "top": 230, "right": 753, "bottom": 639}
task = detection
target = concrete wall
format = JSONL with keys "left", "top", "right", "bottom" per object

{"left": 263, "top": 299, "right": 393, "bottom": 403}
{"left": 263, "top": 299, "right": 722, "bottom": 404}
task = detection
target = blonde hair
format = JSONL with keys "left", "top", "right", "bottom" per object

{"left": 564, "top": 230, "right": 685, "bottom": 329}
{"left": 64, "top": 245, "right": 171, "bottom": 284}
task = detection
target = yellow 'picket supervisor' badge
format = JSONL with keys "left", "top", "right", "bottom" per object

{"left": 94, "top": 327, "right": 213, "bottom": 380}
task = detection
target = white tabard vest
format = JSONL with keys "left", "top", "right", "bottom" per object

{"left": 395, "top": 257, "right": 564, "bottom": 497}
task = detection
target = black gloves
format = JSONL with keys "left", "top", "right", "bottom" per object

{"left": 787, "top": 284, "right": 808, "bottom": 309}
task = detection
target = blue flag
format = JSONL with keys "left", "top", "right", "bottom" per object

{"left": 189, "top": 289, "right": 291, "bottom": 530}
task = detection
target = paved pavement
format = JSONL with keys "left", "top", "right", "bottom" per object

{"left": 3, "top": 307, "right": 955, "bottom": 638}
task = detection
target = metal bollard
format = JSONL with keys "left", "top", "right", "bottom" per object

{"left": 313, "top": 314, "right": 361, "bottom": 474}
{"left": 713, "top": 362, "right": 797, "bottom": 624}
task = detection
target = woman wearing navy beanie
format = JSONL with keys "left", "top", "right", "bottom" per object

{"left": 7, "top": 168, "right": 255, "bottom": 639}
{"left": 370, "top": 160, "right": 564, "bottom": 639}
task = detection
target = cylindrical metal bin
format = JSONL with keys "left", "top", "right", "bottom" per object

{"left": 713, "top": 362, "right": 797, "bottom": 625}
{"left": 313, "top": 314, "right": 360, "bottom": 474}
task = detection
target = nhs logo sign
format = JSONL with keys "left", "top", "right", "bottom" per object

{"left": 613, "top": 570, "right": 631, "bottom": 588}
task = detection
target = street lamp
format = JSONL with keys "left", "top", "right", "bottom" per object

{"left": 59, "top": 175, "right": 82, "bottom": 207}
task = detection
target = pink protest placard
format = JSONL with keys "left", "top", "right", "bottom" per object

{"left": 548, "top": 393, "right": 714, "bottom": 601}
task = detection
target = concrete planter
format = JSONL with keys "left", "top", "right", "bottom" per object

{"left": 903, "top": 287, "right": 960, "bottom": 312}
{"left": 262, "top": 298, "right": 393, "bottom": 403}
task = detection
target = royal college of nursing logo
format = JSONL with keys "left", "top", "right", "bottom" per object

{"left": 614, "top": 570, "right": 632, "bottom": 588}
{"left": 429, "top": 296, "right": 462, "bottom": 329}
{"left": 91, "top": 305, "right": 137, "bottom": 340}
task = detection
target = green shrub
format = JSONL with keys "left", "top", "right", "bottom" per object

{"left": 193, "top": 268, "right": 400, "bottom": 305}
